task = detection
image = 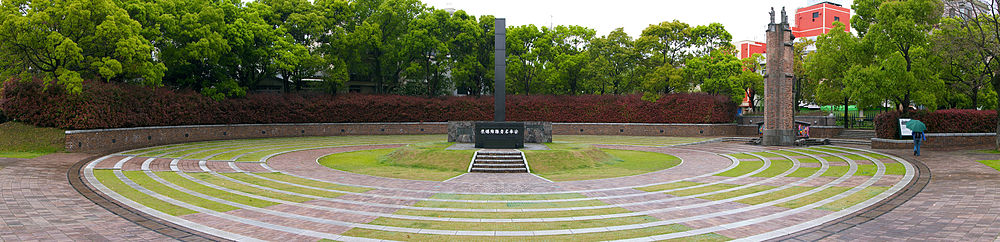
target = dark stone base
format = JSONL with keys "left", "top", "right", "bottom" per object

{"left": 474, "top": 122, "right": 525, "bottom": 149}
{"left": 448, "top": 121, "right": 552, "bottom": 144}
{"left": 762, "top": 129, "right": 796, "bottom": 146}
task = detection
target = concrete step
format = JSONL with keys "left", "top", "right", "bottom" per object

{"left": 470, "top": 167, "right": 528, "bottom": 173}
{"left": 473, "top": 163, "right": 526, "bottom": 168}
{"left": 477, "top": 155, "right": 522, "bottom": 159}
{"left": 474, "top": 159, "right": 524, "bottom": 163}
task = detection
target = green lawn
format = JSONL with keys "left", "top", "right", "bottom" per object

{"left": 776, "top": 187, "right": 851, "bottom": 209}
{"left": 533, "top": 145, "right": 682, "bottom": 181}
{"left": 667, "top": 183, "right": 741, "bottom": 197}
{"left": 697, "top": 185, "right": 776, "bottom": 201}
{"left": 155, "top": 172, "right": 278, "bottom": 207}
{"left": 318, "top": 146, "right": 467, "bottom": 181}
{"left": 978, "top": 160, "right": 1000, "bottom": 172}
{"left": 185, "top": 172, "right": 312, "bottom": 203}
{"left": 0, "top": 122, "right": 64, "bottom": 158}
{"left": 751, "top": 159, "right": 793, "bottom": 177}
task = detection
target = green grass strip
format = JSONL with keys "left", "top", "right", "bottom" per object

{"left": 808, "top": 147, "right": 843, "bottom": 154}
{"left": 715, "top": 159, "right": 764, "bottom": 177}
{"left": 728, "top": 154, "right": 756, "bottom": 159}
{"left": 185, "top": 173, "right": 312, "bottom": 203}
{"left": 155, "top": 172, "right": 278, "bottom": 208}
{"left": 841, "top": 154, "right": 869, "bottom": 161}
{"left": 341, "top": 223, "right": 697, "bottom": 241}
{"left": 667, "top": 183, "right": 741, "bottom": 197}
{"left": 367, "top": 215, "right": 661, "bottom": 231}
{"left": 776, "top": 186, "right": 851, "bottom": 209}
{"left": 796, "top": 157, "right": 820, "bottom": 163}
{"left": 750, "top": 152, "right": 784, "bottom": 158}
{"left": 412, "top": 199, "right": 608, "bottom": 209}
{"left": 222, "top": 173, "right": 344, "bottom": 198}
{"left": 820, "top": 166, "right": 851, "bottom": 177}
{"left": 854, "top": 163, "right": 906, "bottom": 176}
{"left": 0, "top": 151, "right": 51, "bottom": 159}
{"left": 93, "top": 170, "right": 196, "bottom": 216}
{"left": 978, "top": 160, "right": 1000, "bottom": 172}
{"left": 818, "top": 186, "right": 889, "bottom": 211}
{"left": 790, "top": 149, "right": 826, "bottom": 155}
{"left": 820, "top": 156, "right": 846, "bottom": 163}
{"left": 772, "top": 150, "right": 805, "bottom": 157}
{"left": 786, "top": 167, "right": 820, "bottom": 177}
{"left": 254, "top": 173, "right": 373, "bottom": 193}
{"left": 123, "top": 171, "right": 238, "bottom": 212}
{"left": 751, "top": 159, "right": 793, "bottom": 177}
{"left": 393, "top": 207, "right": 634, "bottom": 219}
{"left": 737, "top": 186, "right": 814, "bottom": 205}
{"left": 697, "top": 185, "right": 777, "bottom": 201}
{"left": 429, "top": 193, "right": 587, "bottom": 201}
{"left": 636, "top": 181, "right": 702, "bottom": 192}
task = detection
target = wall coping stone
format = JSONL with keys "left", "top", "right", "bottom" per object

{"left": 65, "top": 122, "right": 449, "bottom": 134}
{"left": 925, "top": 133, "right": 996, "bottom": 137}
{"left": 554, "top": 123, "right": 736, "bottom": 126}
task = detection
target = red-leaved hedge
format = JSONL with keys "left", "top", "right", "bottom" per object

{"left": 1, "top": 79, "right": 736, "bottom": 130}
{"left": 875, "top": 109, "right": 998, "bottom": 138}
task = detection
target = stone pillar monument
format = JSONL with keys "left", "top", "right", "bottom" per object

{"left": 494, "top": 18, "right": 506, "bottom": 122}
{"left": 762, "top": 7, "right": 796, "bottom": 146}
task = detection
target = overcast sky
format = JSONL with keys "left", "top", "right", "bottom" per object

{"left": 421, "top": 0, "right": 854, "bottom": 42}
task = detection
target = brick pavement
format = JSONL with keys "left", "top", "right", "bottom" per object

{"left": 0, "top": 155, "right": 169, "bottom": 241}
{"left": 821, "top": 149, "right": 1000, "bottom": 241}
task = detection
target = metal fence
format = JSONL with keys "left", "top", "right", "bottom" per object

{"left": 831, "top": 109, "right": 888, "bottom": 129}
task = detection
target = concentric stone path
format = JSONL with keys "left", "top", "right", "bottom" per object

{"left": 75, "top": 137, "right": 919, "bottom": 241}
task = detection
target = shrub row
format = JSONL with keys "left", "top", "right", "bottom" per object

{"left": 0, "top": 80, "right": 736, "bottom": 130}
{"left": 875, "top": 109, "right": 998, "bottom": 138}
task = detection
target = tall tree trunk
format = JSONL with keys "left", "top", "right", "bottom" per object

{"left": 993, "top": 75, "right": 1000, "bottom": 151}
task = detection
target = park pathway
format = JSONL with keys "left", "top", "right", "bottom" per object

{"left": 2, "top": 142, "right": 1000, "bottom": 241}
{"left": 822, "top": 148, "right": 1000, "bottom": 241}
{"left": 0, "top": 154, "right": 167, "bottom": 241}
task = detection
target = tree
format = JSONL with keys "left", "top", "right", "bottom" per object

{"left": 806, "top": 22, "right": 859, "bottom": 123}
{"left": 686, "top": 46, "right": 743, "bottom": 101}
{"left": 933, "top": 17, "right": 992, "bottom": 109}
{"left": 545, "top": 25, "right": 595, "bottom": 95}
{"left": 0, "top": 0, "right": 165, "bottom": 93}
{"left": 506, "top": 24, "right": 549, "bottom": 94}
{"left": 793, "top": 39, "right": 817, "bottom": 110}
{"left": 636, "top": 20, "right": 692, "bottom": 66}
{"left": 849, "top": 0, "right": 944, "bottom": 111}
{"left": 949, "top": 0, "right": 1000, "bottom": 149}
{"left": 587, "top": 28, "right": 641, "bottom": 95}
{"left": 343, "top": 0, "right": 424, "bottom": 94}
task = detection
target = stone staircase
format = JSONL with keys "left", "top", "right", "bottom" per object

{"left": 468, "top": 150, "right": 529, "bottom": 173}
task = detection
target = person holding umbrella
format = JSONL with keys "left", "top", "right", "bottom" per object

{"left": 906, "top": 119, "right": 927, "bottom": 156}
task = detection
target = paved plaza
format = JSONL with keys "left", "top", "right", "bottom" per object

{"left": 1, "top": 140, "right": 999, "bottom": 241}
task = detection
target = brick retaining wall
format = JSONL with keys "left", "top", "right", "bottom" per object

{"left": 872, "top": 133, "right": 997, "bottom": 150}
{"left": 65, "top": 122, "right": 850, "bottom": 153}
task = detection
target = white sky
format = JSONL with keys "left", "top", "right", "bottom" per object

{"left": 422, "top": 0, "right": 854, "bottom": 42}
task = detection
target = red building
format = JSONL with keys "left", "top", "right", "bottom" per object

{"left": 792, "top": 1, "right": 851, "bottom": 38}
{"left": 736, "top": 40, "right": 767, "bottom": 60}
{"left": 735, "top": 1, "right": 851, "bottom": 60}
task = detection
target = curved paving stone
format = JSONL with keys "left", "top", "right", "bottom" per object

{"left": 77, "top": 140, "right": 920, "bottom": 241}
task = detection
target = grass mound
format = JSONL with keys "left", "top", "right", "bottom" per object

{"left": 0, "top": 122, "right": 65, "bottom": 158}
{"left": 319, "top": 142, "right": 473, "bottom": 181}
{"left": 529, "top": 143, "right": 682, "bottom": 181}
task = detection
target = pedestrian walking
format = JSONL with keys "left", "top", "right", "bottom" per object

{"left": 906, "top": 119, "right": 926, "bottom": 156}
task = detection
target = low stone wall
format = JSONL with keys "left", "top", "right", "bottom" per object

{"left": 551, "top": 123, "right": 739, "bottom": 136}
{"left": 68, "top": 122, "right": 844, "bottom": 153}
{"left": 65, "top": 123, "right": 448, "bottom": 153}
{"left": 738, "top": 115, "right": 838, "bottom": 126}
{"left": 871, "top": 133, "right": 997, "bottom": 150}
{"left": 735, "top": 125, "right": 842, "bottom": 138}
